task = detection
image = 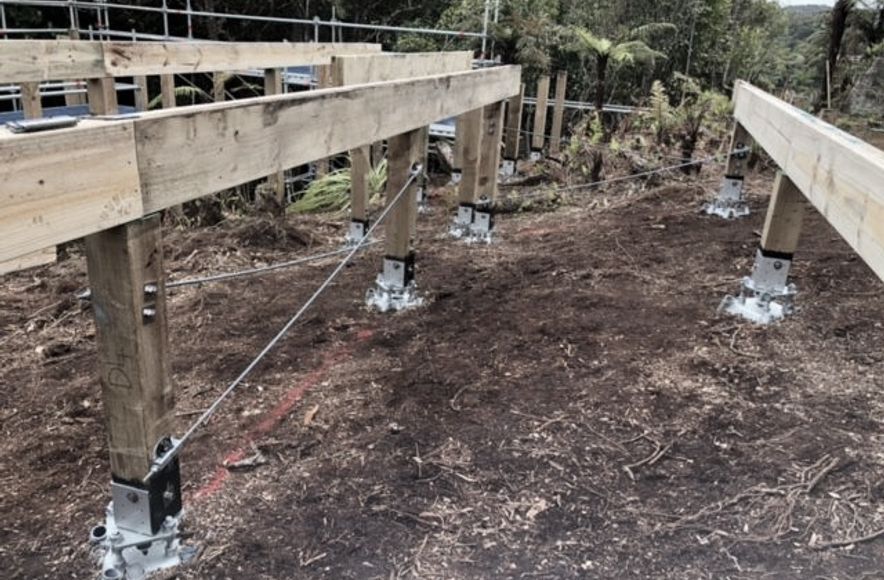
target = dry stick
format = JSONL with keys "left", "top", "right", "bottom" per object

{"left": 812, "top": 527, "right": 884, "bottom": 550}
{"left": 623, "top": 441, "right": 673, "bottom": 481}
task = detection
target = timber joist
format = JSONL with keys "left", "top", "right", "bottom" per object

{"left": 0, "top": 65, "right": 522, "bottom": 263}
{"left": 0, "top": 39, "right": 382, "bottom": 82}
{"left": 733, "top": 81, "right": 884, "bottom": 283}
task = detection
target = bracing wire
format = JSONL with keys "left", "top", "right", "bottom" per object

{"left": 143, "top": 164, "right": 423, "bottom": 483}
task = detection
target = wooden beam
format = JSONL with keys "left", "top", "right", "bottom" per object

{"left": 477, "top": 101, "right": 505, "bottom": 202}
{"left": 733, "top": 80, "right": 884, "bottom": 282}
{"left": 0, "top": 119, "right": 143, "bottom": 262}
{"left": 0, "top": 247, "right": 56, "bottom": 275}
{"left": 84, "top": 213, "right": 174, "bottom": 482}
{"left": 503, "top": 83, "right": 525, "bottom": 162}
{"left": 0, "top": 66, "right": 521, "bottom": 261}
{"left": 549, "top": 71, "right": 567, "bottom": 157}
{"left": 385, "top": 129, "right": 423, "bottom": 259}
{"left": 761, "top": 172, "right": 806, "bottom": 255}
{"left": 531, "top": 75, "right": 550, "bottom": 153}
{"left": 458, "top": 108, "right": 483, "bottom": 204}
{"left": 0, "top": 81, "right": 55, "bottom": 275}
{"left": 330, "top": 51, "right": 473, "bottom": 86}
{"left": 0, "top": 40, "right": 382, "bottom": 82}
{"left": 136, "top": 66, "right": 520, "bottom": 214}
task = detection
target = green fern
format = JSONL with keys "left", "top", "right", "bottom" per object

{"left": 649, "top": 80, "right": 674, "bottom": 144}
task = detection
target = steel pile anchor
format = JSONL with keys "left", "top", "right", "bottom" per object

{"left": 704, "top": 175, "right": 750, "bottom": 219}
{"left": 91, "top": 439, "right": 196, "bottom": 579}
{"left": 500, "top": 159, "right": 516, "bottom": 179}
{"left": 719, "top": 249, "right": 797, "bottom": 324}
{"left": 365, "top": 253, "right": 423, "bottom": 313}
{"left": 448, "top": 197, "right": 495, "bottom": 245}
{"left": 344, "top": 218, "right": 371, "bottom": 247}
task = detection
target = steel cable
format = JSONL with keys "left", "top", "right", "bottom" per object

{"left": 144, "top": 164, "right": 422, "bottom": 483}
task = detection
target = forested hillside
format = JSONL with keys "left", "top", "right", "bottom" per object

{"left": 5, "top": 0, "right": 883, "bottom": 112}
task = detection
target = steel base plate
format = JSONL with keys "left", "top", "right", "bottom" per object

{"left": 719, "top": 277, "right": 797, "bottom": 325}
{"left": 500, "top": 159, "right": 516, "bottom": 178}
{"left": 365, "top": 277, "right": 423, "bottom": 313}
{"left": 529, "top": 151, "right": 542, "bottom": 162}
{"left": 450, "top": 171, "right": 462, "bottom": 186}
{"left": 704, "top": 199, "right": 751, "bottom": 220}
{"left": 91, "top": 503, "right": 195, "bottom": 580}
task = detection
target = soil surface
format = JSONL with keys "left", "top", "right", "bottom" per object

{"left": 1, "top": 167, "right": 883, "bottom": 579}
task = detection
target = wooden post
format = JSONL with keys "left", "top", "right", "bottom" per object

{"left": 531, "top": 75, "right": 550, "bottom": 156}
{"left": 458, "top": 108, "right": 484, "bottom": 205}
{"left": 20, "top": 82, "right": 42, "bottom": 118}
{"left": 133, "top": 75, "right": 149, "bottom": 111}
{"left": 263, "top": 68, "right": 286, "bottom": 205}
{"left": 549, "top": 71, "right": 567, "bottom": 157}
{"left": 760, "top": 172, "right": 806, "bottom": 256}
{"left": 314, "top": 65, "right": 333, "bottom": 177}
{"left": 707, "top": 121, "right": 754, "bottom": 218}
{"left": 60, "top": 31, "right": 87, "bottom": 107}
{"left": 725, "top": 122, "right": 753, "bottom": 179}
{"left": 385, "top": 129, "right": 423, "bottom": 260}
{"left": 503, "top": 83, "right": 525, "bottom": 167}
{"left": 350, "top": 146, "right": 372, "bottom": 222}
{"left": 87, "top": 77, "right": 119, "bottom": 115}
{"left": 477, "top": 101, "right": 505, "bottom": 202}
{"left": 160, "top": 74, "right": 176, "bottom": 109}
{"left": 84, "top": 214, "right": 174, "bottom": 483}
{"left": 212, "top": 71, "right": 226, "bottom": 102}
{"left": 85, "top": 78, "right": 173, "bottom": 485}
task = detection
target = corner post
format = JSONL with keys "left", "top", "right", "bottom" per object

{"left": 549, "top": 71, "right": 567, "bottom": 157}
{"left": 84, "top": 89, "right": 189, "bottom": 579}
{"left": 85, "top": 215, "right": 190, "bottom": 577}
{"left": 501, "top": 82, "right": 524, "bottom": 178}
{"left": 705, "top": 122, "right": 753, "bottom": 219}
{"left": 366, "top": 129, "right": 424, "bottom": 312}
{"left": 720, "top": 172, "right": 806, "bottom": 324}
{"left": 530, "top": 75, "right": 550, "bottom": 161}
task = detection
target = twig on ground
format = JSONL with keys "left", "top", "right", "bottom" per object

{"left": 811, "top": 528, "right": 884, "bottom": 550}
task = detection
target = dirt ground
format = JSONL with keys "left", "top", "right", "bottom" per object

{"left": 1, "top": 165, "right": 883, "bottom": 580}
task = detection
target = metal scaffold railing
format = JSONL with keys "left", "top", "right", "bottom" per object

{"left": 0, "top": 0, "right": 490, "bottom": 44}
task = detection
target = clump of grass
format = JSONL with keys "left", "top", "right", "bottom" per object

{"left": 290, "top": 158, "right": 388, "bottom": 215}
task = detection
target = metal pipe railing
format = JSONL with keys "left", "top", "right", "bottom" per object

{"left": 0, "top": 0, "right": 486, "bottom": 40}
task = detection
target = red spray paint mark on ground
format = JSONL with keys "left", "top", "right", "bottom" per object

{"left": 191, "top": 328, "right": 374, "bottom": 502}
